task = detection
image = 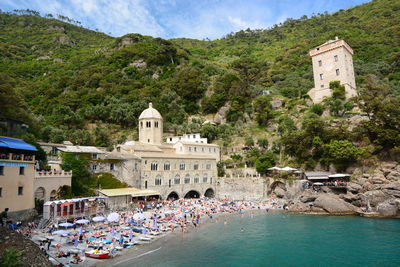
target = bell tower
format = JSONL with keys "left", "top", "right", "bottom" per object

{"left": 138, "top": 103, "right": 163, "bottom": 145}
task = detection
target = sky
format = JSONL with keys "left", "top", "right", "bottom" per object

{"left": 0, "top": 0, "right": 371, "bottom": 40}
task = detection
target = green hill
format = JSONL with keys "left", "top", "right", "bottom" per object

{"left": 0, "top": 0, "right": 399, "bottom": 170}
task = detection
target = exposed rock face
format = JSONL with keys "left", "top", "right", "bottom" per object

{"left": 364, "top": 190, "right": 393, "bottom": 207}
{"left": 130, "top": 59, "right": 147, "bottom": 68}
{"left": 213, "top": 103, "right": 230, "bottom": 124}
{"left": 314, "top": 194, "right": 359, "bottom": 215}
{"left": 54, "top": 35, "right": 75, "bottom": 46}
{"left": 376, "top": 199, "right": 400, "bottom": 217}
{"left": 274, "top": 187, "right": 286, "bottom": 198}
{"left": 271, "top": 100, "right": 282, "bottom": 110}
{"left": 48, "top": 25, "right": 65, "bottom": 31}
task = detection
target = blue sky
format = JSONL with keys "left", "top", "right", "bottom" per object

{"left": 0, "top": 0, "right": 370, "bottom": 39}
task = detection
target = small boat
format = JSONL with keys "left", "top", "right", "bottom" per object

{"left": 84, "top": 250, "right": 109, "bottom": 259}
{"left": 139, "top": 236, "right": 152, "bottom": 241}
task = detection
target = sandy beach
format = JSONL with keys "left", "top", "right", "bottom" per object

{"left": 25, "top": 197, "right": 285, "bottom": 266}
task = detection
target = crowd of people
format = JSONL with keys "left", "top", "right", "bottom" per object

{"left": 1, "top": 197, "right": 283, "bottom": 266}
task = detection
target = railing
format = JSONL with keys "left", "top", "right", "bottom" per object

{"left": 0, "top": 153, "right": 34, "bottom": 161}
{"left": 0, "top": 153, "right": 10, "bottom": 160}
{"left": 36, "top": 170, "right": 72, "bottom": 176}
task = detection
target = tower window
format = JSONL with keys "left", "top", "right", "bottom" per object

{"left": 334, "top": 55, "right": 338, "bottom": 62}
{"left": 155, "top": 176, "right": 162, "bottom": 185}
{"left": 319, "top": 73, "right": 323, "bottom": 80}
{"left": 146, "top": 121, "right": 151, "bottom": 127}
{"left": 140, "top": 121, "right": 143, "bottom": 128}
{"left": 336, "top": 69, "right": 340, "bottom": 76}
{"left": 155, "top": 121, "right": 159, "bottom": 128}
{"left": 318, "top": 60, "right": 322, "bottom": 66}
{"left": 110, "top": 163, "right": 115, "bottom": 171}
{"left": 148, "top": 139, "right": 150, "bottom": 143}
{"left": 164, "top": 162, "right": 171, "bottom": 170}
{"left": 19, "top": 167, "right": 25, "bottom": 175}
{"left": 18, "top": 186, "right": 23, "bottom": 195}
{"left": 321, "top": 85, "right": 324, "bottom": 88}
{"left": 0, "top": 166, "right": 3, "bottom": 175}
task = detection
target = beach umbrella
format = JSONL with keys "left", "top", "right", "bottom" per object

{"left": 281, "top": 166, "right": 297, "bottom": 171}
{"left": 88, "top": 237, "right": 96, "bottom": 242}
{"left": 52, "top": 230, "right": 70, "bottom": 235}
{"left": 132, "top": 213, "right": 145, "bottom": 221}
{"left": 59, "top": 222, "right": 75, "bottom": 228}
{"left": 92, "top": 216, "right": 105, "bottom": 222}
{"left": 107, "top": 212, "right": 120, "bottom": 222}
{"left": 75, "top": 219, "right": 90, "bottom": 224}
{"left": 164, "top": 210, "right": 174, "bottom": 215}
{"left": 268, "top": 166, "right": 282, "bottom": 171}
{"left": 111, "top": 228, "right": 116, "bottom": 236}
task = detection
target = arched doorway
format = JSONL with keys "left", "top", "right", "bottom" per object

{"left": 35, "top": 187, "right": 45, "bottom": 200}
{"left": 184, "top": 190, "right": 200, "bottom": 199}
{"left": 204, "top": 188, "right": 215, "bottom": 198}
{"left": 167, "top": 191, "right": 179, "bottom": 200}
{"left": 50, "top": 190, "right": 57, "bottom": 201}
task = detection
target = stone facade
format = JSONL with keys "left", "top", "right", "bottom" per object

{"left": 308, "top": 37, "right": 357, "bottom": 103}
{"left": 34, "top": 170, "right": 72, "bottom": 202}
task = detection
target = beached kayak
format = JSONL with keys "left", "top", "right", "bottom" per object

{"left": 84, "top": 250, "right": 109, "bottom": 259}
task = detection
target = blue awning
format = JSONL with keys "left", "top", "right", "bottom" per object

{"left": 0, "top": 162, "right": 28, "bottom": 167}
{"left": 0, "top": 137, "right": 37, "bottom": 151}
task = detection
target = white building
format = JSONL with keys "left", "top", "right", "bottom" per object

{"left": 308, "top": 37, "right": 357, "bottom": 103}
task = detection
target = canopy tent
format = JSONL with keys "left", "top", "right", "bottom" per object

{"left": 328, "top": 173, "right": 350, "bottom": 178}
{"left": 132, "top": 213, "right": 145, "bottom": 221}
{"left": 99, "top": 187, "right": 160, "bottom": 198}
{"left": 305, "top": 172, "right": 330, "bottom": 180}
{"left": 0, "top": 136, "right": 37, "bottom": 151}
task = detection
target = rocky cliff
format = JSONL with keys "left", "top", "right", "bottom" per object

{"left": 271, "top": 162, "right": 400, "bottom": 218}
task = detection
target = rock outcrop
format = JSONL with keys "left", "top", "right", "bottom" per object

{"left": 313, "top": 194, "right": 359, "bottom": 215}
{"left": 286, "top": 162, "right": 400, "bottom": 217}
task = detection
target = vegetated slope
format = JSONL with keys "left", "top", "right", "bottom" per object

{"left": 0, "top": 0, "right": 399, "bottom": 164}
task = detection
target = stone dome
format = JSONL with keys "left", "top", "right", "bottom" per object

{"left": 139, "top": 103, "right": 162, "bottom": 120}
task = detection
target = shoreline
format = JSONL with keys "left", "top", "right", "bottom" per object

{"left": 94, "top": 208, "right": 281, "bottom": 267}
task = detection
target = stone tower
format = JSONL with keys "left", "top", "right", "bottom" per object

{"left": 308, "top": 37, "right": 357, "bottom": 103}
{"left": 138, "top": 103, "right": 163, "bottom": 145}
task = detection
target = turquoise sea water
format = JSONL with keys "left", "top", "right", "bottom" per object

{"left": 119, "top": 213, "right": 400, "bottom": 267}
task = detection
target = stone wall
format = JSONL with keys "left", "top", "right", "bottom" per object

{"left": 216, "top": 177, "right": 267, "bottom": 200}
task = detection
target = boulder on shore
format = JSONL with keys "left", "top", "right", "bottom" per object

{"left": 313, "top": 194, "right": 360, "bottom": 215}
{"left": 376, "top": 199, "right": 400, "bottom": 217}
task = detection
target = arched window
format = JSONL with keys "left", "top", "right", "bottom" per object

{"left": 155, "top": 175, "right": 162, "bottom": 186}
{"left": 155, "top": 121, "right": 159, "bottom": 128}
{"left": 174, "top": 175, "right": 180, "bottom": 185}
{"left": 145, "top": 181, "right": 148, "bottom": 189}
{"left": 140, "top": 121, "right": 143, "bottom": 128}
{"left": 194, "top": 175, "right": 199, "bottom": 183}
{"left": 203, "top": 173, "right": 208, "bottom": 183}
{"left": 184, "top": 174, "right": 190, "bottom": 184}
{"left": 146, "top": 121, "right": 151, "bottom": 128}
{"left": 206, "top": 162, "right": 211, "bottom": 170}
{"left": 169, "top": 179, "right": 171, "bottom": 187}
{"left": 164, "top": 162, "right": 171, "bottom": 171}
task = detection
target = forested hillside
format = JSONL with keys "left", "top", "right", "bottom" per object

{"left": 0, "top": 0, "right": 399, "bottom": 171}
